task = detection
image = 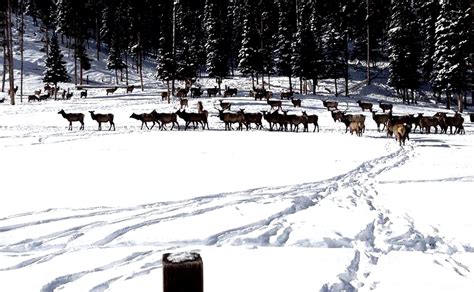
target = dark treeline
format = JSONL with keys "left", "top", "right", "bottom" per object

{"left": 1, "top": 0, "right": 472, "bottom": 110}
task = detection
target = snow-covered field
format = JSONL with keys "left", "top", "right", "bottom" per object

{"left": 1, "top": 19, "right": 474, "bottom": 291}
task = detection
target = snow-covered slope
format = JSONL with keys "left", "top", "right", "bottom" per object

{"left": 1, "top": 18, "right": 473, "bottom": 292}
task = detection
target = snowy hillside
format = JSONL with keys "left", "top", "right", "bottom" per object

{"left": 1, "top": 18, "right": 474, "bottom": 292}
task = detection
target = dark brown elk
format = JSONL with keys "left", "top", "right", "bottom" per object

{"left": 419, "top": 116, "right": 438, "bottom": 134}
{"left": 175, "top": 109, "right": 209, "bottom": 130}
{"left": 28, "top": 95, "right": 39, "bottom": 102}
{"left": 378, "top": 101, "right": 393, "bottom": 113}
{"left": 254, "top": 91, "right": 267, "bottom": 101}
{"left": 331, "top": 110, "right": 345, "bottom": 122}
{"left": 190, "top": 87, "right": 203, "bottom": 98}
{"left": 282, "top": 110, "right": 308, "bottom": 132}
{"left": 179, "top": 97, "right": 188, "bottom": 110}
{"left": 302, "top": 111, "right": 319, "bottom": 132}
{"left": 8, "top": 86, "right": 18, "bottom": 95}
{"left": 80, "top": 89, "right": 87, "bottom": 98}
{"left": 434, "top": 112, "right": 464, "bottom": 135}
{"left": 267, "top": 99, "right": 282, "bottom": 111}
{"left": 0, "top": 97, "right": 4, "bottom": 103}
{"left": 239, "top": 109, "right": 263, "bottom": 130}
{"left": 262, "top": 110, "right": 288, "bottom": 131}
{"left": 161, "top": 91, "right": 169, "bottom": 101}
{"left": 34, "top": 89, "right": 42, "bottom": 96}
{"left": 58, "top": 109, "right": 84, "bottom": 131}
{"left": 197, "top": 101, "right": 204, "bottom": 113}
{"left": 357, "top": 100, "right": 373, "bottom": 112}
{"left": 322, "top": 100, "right": 338, "bottom": 111}
{"left": 218, "top": 99, "right": 231, "bottom": 111}
{"left": 151, "top": 110, "right": 179, "bottom": 130}
{"left": 106, "top": 87, "right": 118, "bottom": 95}
{"left": 207, "top": 87, "right": 218, "bottom": 97}
{"left": 291, "top": 97, "right": 302, "bottom": 107}
{"left": 89, "top": 111, "right": 115, "bottom": 131}
{"left": 280, "top": 91, "right": 293, "bottom": 100}
{"left": 176, "top": 87, "right": 189, "bottom": 97}
{"left": 38, "top": 93, "right": 50, "bottom": 101}
{"left": 126, "top": 85, "right": 135, "bottom": 93}
{"left": 216, "top": 109, "right": 245, "bottom": 131}
{"left": 130, "top": 112, "right": 156, "bottom": 130}
{"left": 224, "top": 87, "right": 238, "bottom": 97}
{"left": 66, "top": 91, "right": 73, "bottom": 99}
{"left": 371, "top": 110, "right": 389, "bottom": 132}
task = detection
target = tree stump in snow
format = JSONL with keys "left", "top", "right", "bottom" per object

{"left": 163, "top": 252, "right": 203, "bottom": 292}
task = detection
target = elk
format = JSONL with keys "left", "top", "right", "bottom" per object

{"left": 106, "top": 87, "right": 118, "bottom": 95}
{"left": 197, "top": 101, "right": 204, "bottom": 113}
{"left": 207, "top": 87, "right": 218, "bottom": 97}
{"left": 302, "top": 111, "right": 319, "bottom": 132}
{"left": 176, "top": 87, "right": 189, "bottom": 97}
{"left": 38, "top": 93, "right": 50, "bottom": 101}
{"left": 161, "top": 91, "right": 169, "bottom": 101}
{"left": 371, "top": 110, "right": 389, "bottom": 132}
{"left": 218, "top": 99, "right": 231, "bottom": 111}
{"left": 190, "top": 87, "right": 203, "bottom": 98}
{"left": 419, "top": 116, "right": 438, "bottom": 134}
{"left": 216, "top": 109, "right": 245, "bottom": 131}
{"left": 357, "top": 100, "right": 373, "bottom": 112}
{"left": 280, "top": 91, "right": 293, "bottom": 100}
{"left": 179, "top": 97, "right": 188, "bottom": 110}
{"left": 224, "top": 87, "right": 238, "bottom": 97}
{"left": 322, "top": 100, "right": 338, "bottom": 111}
{"left": 8, "top": 86, "right": 18, "bottom": 95}
{"left": 176, "top": 109, "right": 209, "bottom": 130}
{"left": 130, "top": 112, "right": 156, "bottom": 130}
{"left": 349, "top": 121, "right": 364, "bottom": 137}
{"left": 80, "top": 89, "right": 88, "bottom": 98}
{"left": 331, "top": 110, "right": 345, "bottom": 122}
{"left": 282, "top": 110, "right": 308, "bottom": 132}
{"left": 267, "top": 99, "right": 282, "bottom": 111}
{"left": 341, "top": 114, "right": 366, "bottom": 133}
{"left": 387, "top": 122, "right": 410, "bottom": 146}
{"left": 34, "top": 89, "right": 42, "bottom": 96}
{"left": 151, "top": 110, "right": 179, "bottom": 130}
{"left": 89, "top": 111, "right": 115, "bottom": 131}
{"left": 126, "top": 85, "right": 135, "bottom": 93}
{"left": 28, "top": 95, "right": 39, "bottom": 102}
{"left": 254, "top": 91, "right": 267, "bottom": 101}
{"left": 58, "top": 109, "right": 84, "bottom": 131}
{"left": 239, "top": 109, "right": 263, "bottom": 130}
{"left": 378, "top": 101, "right": 393, "bottom": 113}
{"left": 66, "top": 91, "right": 73, "bottom": 99}
{"left": 262, "top": 110, "right": 288, "bottom": 131}
{"left": 291, "top": 97, "right": 302, "bottom": 107}
{"left": 0, "top": 97, "right": 5, "bottom": 103}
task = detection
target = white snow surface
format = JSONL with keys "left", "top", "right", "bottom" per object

{"left": 0, "top": 19, "right": 474, "bottom": 292}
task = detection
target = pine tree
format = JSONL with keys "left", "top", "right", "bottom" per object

{"left": 43, "top": 33, "right": 70, "bottom": 97}
{"left": 238, "top": 2, "right": 261, "bottom": 88}
{"left": 107, "top": 34, "right": 125, "bottom": 84}
{"left": 204, "top": 0, "right": 228, "bottom": 78}
{"left": 274, "top": 0, "right": 295, "bottom": 91}
{"left": 388, "top": 0, "right": 420, "bottom": 104}
{"left": 431, "top": 0, "right": 471, "bottom": 111}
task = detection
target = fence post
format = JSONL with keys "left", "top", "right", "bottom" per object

{"left": 163, "top": 252, "right": 203, "bottom": 292}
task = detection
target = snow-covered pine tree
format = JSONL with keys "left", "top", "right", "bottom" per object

{"left": 414, "top": 0, "right": 440, "bottom": 82}
{"left": 431, "top": 0, "right": 471, "bottom": 111}
{"left": 238, "top": 2, "right": 261, "bottom": 89}
{"left": 258, "top": 0, "right": 277, "bottom": 87}
{"left": 43, "top": 33, "right": 70, "bottom": 97}
{"left": 323, "top": 1, "right": 346, "bottom": 96}
{"left": 229, "top": 0, "right": 244, "bottom": 76}
{"left": 204, "top": 0, "right": 228, "bottom": 78}
{"left": 387, "top": 0, "right": 420, "bottom": 104}
{"left": 274, "top": 0, "right": 295, "bottom": 91}
{"left": 106, "top": 34, "right": 125, "bottom": 84}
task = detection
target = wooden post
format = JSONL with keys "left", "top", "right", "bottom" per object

{"left": 163, "top": 252, "right": 203, "bottom": 292}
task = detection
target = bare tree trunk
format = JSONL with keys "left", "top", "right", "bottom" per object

{"left": 74, "top": 41, "right": 78, "bottom": 85}
{"left": 6, "top": 0, "right": 15, "bottom": 105}
{"left": 2, "top": 42, "right": 6, "bottom": 92}
{"left": 267, "top": 73, "right": 270, "bottom": 90}
{"left": 95, "top": 17, "right": 100, "bottom": 61}
{"left": 251, "top": 72, "right": 255, "bottom": 89}
{"left": 20, "top": 0, "right": 24, "bottom": 102}
{"left": 288, "top": 76, "right": 292, "bottom": 92}
{"left": 334, "top": 78, "right": 338, "bottom": 96}
{"left": 446, "top": 90, "right": 451, "bottom": 109}
{"left": 366, "top": 0, "right": 370, "bottom": 85}
{"left": 457, "top": 92, "right": 464, "bottom": 113}
{"left": 167, "top": 79, "right": 170, "bottom": 104}
{"left": 344, "top": 31, "right": 349, "bottom": 96}
{"left": 125, "top": 52, "right": 129, "bottom": 86}
{"left": 139, "top": 51, "right": 144, "bottom": 91}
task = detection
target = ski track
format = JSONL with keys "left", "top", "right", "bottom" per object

{"left": 0, "top": 139, "right": 471, "bottom": 290}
